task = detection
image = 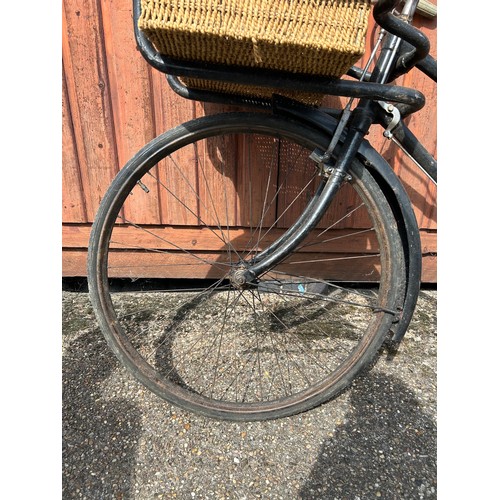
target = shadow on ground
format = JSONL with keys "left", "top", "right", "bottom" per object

{"left": 62, "top": 286, "right": 436, "bottom": 498}
{"left": 62, "top": 322, "right": 142, "bottom": 498}
{"left": 300, "top": 371, "right": 436, "bottom": 499}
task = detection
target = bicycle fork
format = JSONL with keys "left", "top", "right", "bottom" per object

{"left": 231, "top": 104, "right": 376, "bottom": 288}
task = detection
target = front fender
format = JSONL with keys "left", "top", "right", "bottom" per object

{"left": 359, "top": 142, "right": 422, "bottom": 342}
{"left": 275, "top": 100, "right": 421, "bottom": 342}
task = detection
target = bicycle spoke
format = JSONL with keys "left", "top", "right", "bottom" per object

{"left": 145, "top": 165, "right": 243, "bottom": 261}
{"left": 251, "top": 286, "right": 355, "bottom": 358}
{"left": 208, "top": 289, "right": 245, "bottom": 398}
{"left": 242, "top": 136, "right": 310, "bottom": 256}
{"left": 240, "top": 291, "right": 290, "bottom": 398}
{"left": 136, "top": 279, "right": 227, "bottom": 360}
{"left": 302, "top": 204, "right": 367, "bottom": 243}
{"left": 112, "top": 216, "right": 231, "bottom": 273}
{"left": 246, "top": 173, "right": 318, "bottom": 257}
{"left": 253, "top": 290, "right": 334, "bottom": 378}
{"left": 297, "top": 227, "right": 375, "bottom": 252}
{"left": 88, "top": 115, "right": 402, "bottom": 418}
{"left": 286, "top": 253, "right": 380, "bottom": 266}
{"left": 195, "top": 147, "right": 242, "bottom": 264}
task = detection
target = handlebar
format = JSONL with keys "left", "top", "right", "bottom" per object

{"left": 373, "top": 0, "right": 432, "bottom": 80}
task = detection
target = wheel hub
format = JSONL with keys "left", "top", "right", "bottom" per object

{"left": 228, "top": 266, "right": 251, "bottom": 289}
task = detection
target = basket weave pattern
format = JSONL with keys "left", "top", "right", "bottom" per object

{"left": 139, "top": 0, "right": 371, "bottom": 101}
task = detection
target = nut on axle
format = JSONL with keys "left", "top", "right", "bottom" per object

{"left": 228, "top": 267, "right": 253, "bottom": 289}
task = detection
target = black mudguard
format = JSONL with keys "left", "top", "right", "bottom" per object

{"left": 275, "top": 100, "right": 421, "bottom": 342}
{"left": 360, "top": 142, "right": 422, "bottom": 342}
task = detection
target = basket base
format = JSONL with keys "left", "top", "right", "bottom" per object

{"left": 181, "top": 77, "right": 324, "bottom": 106}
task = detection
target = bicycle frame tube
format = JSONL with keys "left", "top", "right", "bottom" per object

{"left": 382, "top": 118, "right": 437, "bottom": 183}
{"left": 372, "top": 0, "right": 431, "bottom": 82}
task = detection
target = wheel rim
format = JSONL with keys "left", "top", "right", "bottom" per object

{"left": 90, "top": 115, "right": 399, "bottom": 418}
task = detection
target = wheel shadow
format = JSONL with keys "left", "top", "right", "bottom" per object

{"left": 152, "top": 287, "right": 216, "bottom": 389}
{"left": 62, "top": 295, "right": 142, "bottom": 498}
{"left": 150, "top": 277, "right": 376, "bottom": 399}
{"left": 299, "top": 371, "right": 437, "bottom": 499}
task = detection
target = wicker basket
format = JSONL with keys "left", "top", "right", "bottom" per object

{"left": 138, "top": 0, "right": 371, "bottom": 103}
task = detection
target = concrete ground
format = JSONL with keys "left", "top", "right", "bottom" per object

{"left": 62, "top": 282, "right": 437, "bottom": 499}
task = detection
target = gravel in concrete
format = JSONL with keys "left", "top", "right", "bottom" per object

{"left": 62, "top": 287, "right": 436, "bottom": 499}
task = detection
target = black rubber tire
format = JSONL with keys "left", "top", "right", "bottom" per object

{"left": 88, "top": 112, "right": 404, "bottom": 421}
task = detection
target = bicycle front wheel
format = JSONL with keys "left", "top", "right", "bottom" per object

{"left": 88, "top": 112, "right": 404, "bottom": 420}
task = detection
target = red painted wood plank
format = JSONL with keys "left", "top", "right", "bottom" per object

{"left": 63, "top": 246, "right": 437, "bottom": 282}
{"left": 149, "top": 65, "right": 200, "bottom": 225}
{"left": 62, "top": 64, "right": 87, "bottom": 222}
{"left": 100, "top": 0, "right": 161, "bottom": 225}
{"left": 62, "top": 0, "right": 119, "bottom": 220}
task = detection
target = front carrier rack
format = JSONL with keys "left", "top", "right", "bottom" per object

{"left": 133, "top": 0, "right": 436, "bottom": 114}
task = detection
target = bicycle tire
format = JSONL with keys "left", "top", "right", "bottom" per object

{"left": 88, "top": 112, "right": 404, "bottom": 421}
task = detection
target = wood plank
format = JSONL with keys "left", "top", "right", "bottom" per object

{"left": 62, "top": 0, "right": 119, "bottom": 220}
{"left": 395, "top": 11, "right": 437, "bottom": 230}
{"left": 149, "top": 71, "right": 200, "bottom": 226}
{"left": 100, "top": 0, "right": 160, "bottom": 225}
{"left": 64, "top": 223, "right": 437, "bottom": 253}
{"left": 63, "top": 224, "right": 386, "bottom": 253}
{"left": 62, "top": 63, "right": 87, "bottom": 222}
{"left": 99, "top": 0, "right": 155, "bottom": 164}
{"left": 150, "top": 72, "right": 197, "bottom": 134}
{"left": 64, "top": 248, "right": 437, "bottom": 282}
{"left": 421, "top": 254, "right": 436, "bottom": 283}
{"left": 197, "top": 133, "right": 239, "bottom": 227}
{"left": 276, "top": 139, "right": 319, "bottom": 229}
{"left": 420, "top": 230, "right": 437, "bottom": 254}
{"left": 192, "top": 100, "right": 259, "bottom": 229}
{"left": 65, "top": 249, "right": 383, "bottom": 280}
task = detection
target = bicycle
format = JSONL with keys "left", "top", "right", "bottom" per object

{"left": 87, "top": 0, "right": 437, "bottom": 421}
